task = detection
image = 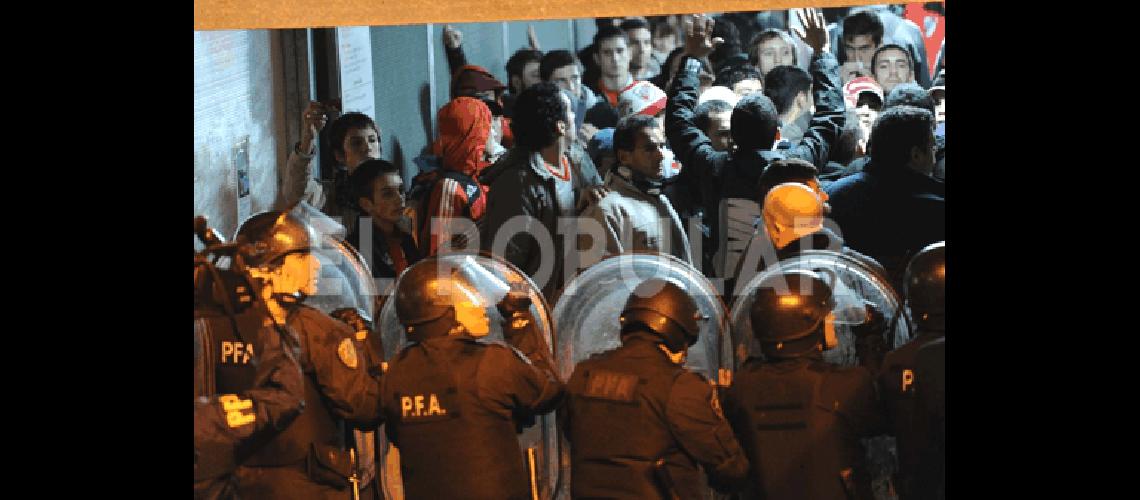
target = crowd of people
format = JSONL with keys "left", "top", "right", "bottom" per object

{"left": 195, "top": 5, "right": 946, "bottom": 499}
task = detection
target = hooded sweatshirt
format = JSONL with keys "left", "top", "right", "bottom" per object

{"left": 422, "top": 97, "right": 493, "bottom": 255}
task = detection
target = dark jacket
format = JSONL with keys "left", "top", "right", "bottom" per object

{"left": 479, "top": 147, "right": 578, "bottom": 299}
{"left": 724, "top": 355, "right": 885, "bottom": 500}
{"left": 877, "top": 330, "right": 945, "bottom": 500}
{"left": 666, "top": 51, "right": 845, "bottom": 268}
{"left": 234, "top": 305, "right": 384, "bottom": 499}
{"left": 381, "top": 333, "right": 564, "bottom": 499}
{"left": 193, "top": 309, "right": 305, "bottom": 500}
{"left": 564, "top": 333, "right": 750, "bottom": 498}
{"left": 823, "top": 162, "right": 944, "bottom": 290}
{"left": 912, "top": 337, "right": 945, "bottom": 500}
{"left": 346, "top": 224, "right": 422, "bottom": 279}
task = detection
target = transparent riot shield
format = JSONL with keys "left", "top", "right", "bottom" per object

{"left": 284, "top": 202, "right": 381, "bottom": 319}
{"left": 552, "top": 252, "right": 731, "bottom": 379}
{"left": 728, "top": 249, "right": 911, "bottom": 367}
{"left": 551, "top": 253, "right": 732, "bottom": 500}
{"left": 728, "top": 249, "right": 911, "bottom": 500}
{"left": 376, "top": 253, "right": 560, "bottom": 500}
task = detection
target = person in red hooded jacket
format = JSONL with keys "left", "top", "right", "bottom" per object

{"left": 413, "top": 97, "right": 495, "bottom": 256}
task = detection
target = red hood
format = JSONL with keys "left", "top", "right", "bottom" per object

{"left": 432, "top": 96, "right": 492, "bottom": 177}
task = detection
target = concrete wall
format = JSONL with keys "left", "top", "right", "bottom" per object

{"left": 193, "top": 29, "right": 287, "bottom": 240}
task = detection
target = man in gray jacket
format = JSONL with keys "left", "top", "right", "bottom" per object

{"left": 579, "top": 114, "right": 692, "bottom": 269}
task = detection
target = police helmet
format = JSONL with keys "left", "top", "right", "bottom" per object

{"left": 395, "top": 260, "right": 492, "bottom": 341}
{"left": 749, "top": 270, "right": 835, "bottom": 357}
{"left": 904, "top": 241, "right": 945, "bottom": 324}
{"left": 233, "top": 211, "right": 314, "bottom": 268}
{"left": 619, "top": 278, "right": 706, "bottom": 352}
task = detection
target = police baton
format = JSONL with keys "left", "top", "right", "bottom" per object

{"left": 527, "top": 447, "right": 540, "bottom": 500}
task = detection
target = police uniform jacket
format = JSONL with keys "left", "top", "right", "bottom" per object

{"left": 233, "top": 304, "right": 384, "bottom": 500}
{"left": 912, "top": 337, "right": 945, "bottom": 500}
{"left": 723, "top": 355, "right": 885, "bottom": 500}
{"left": 380, "top": 334, "right": 564, "bottom": 499}
{"left": 877, "top": 329, "right": 944, "bottom": 500}
{"left": 564, "top": 332, "right": 750, "bottom": 499}
{"left": 193, "top": 307, "right": 306, "bottom": 499}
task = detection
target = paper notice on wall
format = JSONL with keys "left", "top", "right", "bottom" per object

{"left": 336, "top": 27, "right": 376, "bottom": 119}
{"left": 234, "top": 136, "right": 252, "bottom": 223}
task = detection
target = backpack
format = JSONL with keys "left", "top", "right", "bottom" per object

{"left": 406, "top": 158, "right": 485, "bottom": 252}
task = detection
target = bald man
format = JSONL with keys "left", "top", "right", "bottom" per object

{"left": 730, "top": 181, "right": 884, "bottom": 298}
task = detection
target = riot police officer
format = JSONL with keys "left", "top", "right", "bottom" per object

{"left": 226, "top": 211, "right": 384, "bottom": 499}
{"left": 380, "top": 257, "right": 564, "bottom": 499}
{"left": 194, "top": 310, "right": 305, "bottom": 499}
{"left": 563, "top": 278, "right": 750, "bottom": 499}
{"left": 723, "top": 270, "right": 885, "bottom": 500}
{"left": 912, "top": 336, "right": 945, "bottom": 500}
{"left": 194, "top": 217, "right": 307, "bottom": 499}
{"left": 877, "top": 241, "right": 945, "bottom": 500}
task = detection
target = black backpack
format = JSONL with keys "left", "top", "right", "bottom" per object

{"left": 406, "top": 165, "right": 483, "bottom": 249}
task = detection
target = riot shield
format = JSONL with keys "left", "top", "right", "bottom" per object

{"left": 552, "top": 252, "right": 731, "bottom": 380}
{"left": 728, "top": 249, "right": 911, "bottom": 367}
{"left": 284, "top": 202, "right": 382, "bottom": 320}
{"left": 728, "top": 249, "right": 911, "bottom": 500}
{"left": 551, "top": 253, "right": 732, "bottom": 500}
{"left": 376, "top": 253, "right": 560, "bottom": 500}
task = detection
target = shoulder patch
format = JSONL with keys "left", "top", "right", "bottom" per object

{"left": 337, "top": 338, "right": 359, "bottom": 369}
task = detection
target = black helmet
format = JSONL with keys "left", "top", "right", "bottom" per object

{"left": 749, "top": 270, "right": 835, "bottom": 357}
{"left": 395, "top": 258, "right": 493, "bottom": 341}
{"left": 904, "top": 241, "right": 945, "bottom": 327}
{"left": 233, "top": 211, "right": 314, "bottom": 268}
{"left": 619, "top": 278, "right": 706, "bottom": 352}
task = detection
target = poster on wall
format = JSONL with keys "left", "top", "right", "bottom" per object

{"left": 234, "top": 136, "right": 251, "bottom": 223}
{"left": 336, "top": 26, "right": 376, "bottom": 119}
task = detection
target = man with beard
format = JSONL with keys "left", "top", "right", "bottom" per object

{"left": 480, "top": 83, "right": 580, "bottom": 300}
